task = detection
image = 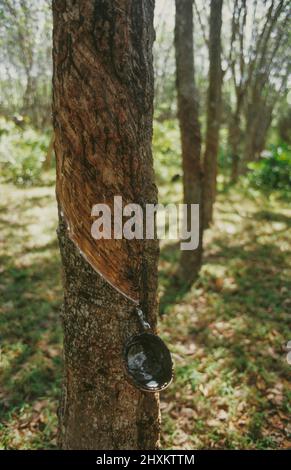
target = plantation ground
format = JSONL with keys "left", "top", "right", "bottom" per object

{"left": 0, "top": 176, "right": 290, "bottom": 449}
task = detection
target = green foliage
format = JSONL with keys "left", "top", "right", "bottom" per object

{"left": 0, "top": 119, "right": 50, "bottom": 186}
{"left": 248, "top": 143, "right": 291, "bottom": 195}
{"left": 152, "top": 119, "right": 184, "bottom": 207}
{"left": 153, "top": 119, "right": 181, "bottom": 184}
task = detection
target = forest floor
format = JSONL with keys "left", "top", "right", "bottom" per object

{"left": 0, "top": 177, "right": 290, "bottom": 449}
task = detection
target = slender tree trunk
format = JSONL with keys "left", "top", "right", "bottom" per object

{"left": 52, "top": 0, "right": 160, "bottom": 450}
{"left": 253, "top": 111, "right": 272, "bottom": 158}
{"left": 242, "top": 100, "right": 273, "bottom": 169}
{"left": 202, "top": 0, "right": 223, "bottom": 228}
{"left": 175, "top": 0, "right": 203, "bottom": 282}
{"left": 22, "top": 73, "right": 33, "bottom": 117}
{"left": 242, "top": 103, "right": 257, "bottom": 169}
{"left": 278, "top": 109, "right": 291, "bottom": 144}
{"left": 229, "top": 105, "right": 242, "bottom": 183}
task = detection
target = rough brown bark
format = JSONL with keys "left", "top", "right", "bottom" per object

{"left": 175, "top": 0, "right": 203, "bottom": 282}
{"left": 52, "top": 0, "right": 160, "bottom": 450}
{"left": 202, "top": 0, "right": 223, "bottom": 229}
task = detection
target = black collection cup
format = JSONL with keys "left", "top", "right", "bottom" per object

{"left": 124, "top": 309, "right": 173, "bottom": 392}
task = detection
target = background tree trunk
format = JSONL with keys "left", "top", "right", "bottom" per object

{"left": 229, "top": 104, "right": 242, "bottom": 183}
{"left": 52, "top": 0, "right": 160, "bottom": 450}
{"left": 242, "top": 92, "right": 274, "bottom": 169}
{"left": 202, "top": 0, "right": 223, "bottom": 228}
{"left": 175, "top": 0, "right": 203, "bottom": 282}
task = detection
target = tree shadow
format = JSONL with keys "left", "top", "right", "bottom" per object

{"left": 253, "top": 209, "right": 291, "bottom": 228}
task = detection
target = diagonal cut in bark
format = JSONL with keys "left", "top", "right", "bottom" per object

{"left": 54, "top": 1, "right": 158, "bottom": 304}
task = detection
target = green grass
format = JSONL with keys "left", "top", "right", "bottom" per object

{"left": 0, "top": 185, "right": 62, "bottom": 449}
{"left": 0, "top": 122, "right": 290, "bottom": 449}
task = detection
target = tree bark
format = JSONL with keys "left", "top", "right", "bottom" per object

{"left": 202, "top": 0, "right": 223, "bottom": 229}
{"left": 52, "top": 0, "right": 159, "bottom": 450}
{"left": 242, "top": 93, "right": 273, "bottom": 169}
{"left": 278, "top": 108, "right": 291, "bottom": 144}
{"left": 229, "top": 103, "right": 242, "bottom": 183}
{"left": 175, "top": 0, "right": 203, "bottom": 282}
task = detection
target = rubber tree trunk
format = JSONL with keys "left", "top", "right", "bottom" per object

{"left": 228, "top": 107, "right": 242, "bottom": 183}
{"left": 52, "top": 0, "right": 160, "bottom": 450}
{"left": 202, "top": 0, "right": 223, "bottom": 229}
{"left": 175, "top": 0, "right": 203, "bottom": 283}
{"left": 242, "top": 100, "right": 273, "bottom": 170}
{"left": 242, "top": 103, "right": 257, "bottom": 169}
